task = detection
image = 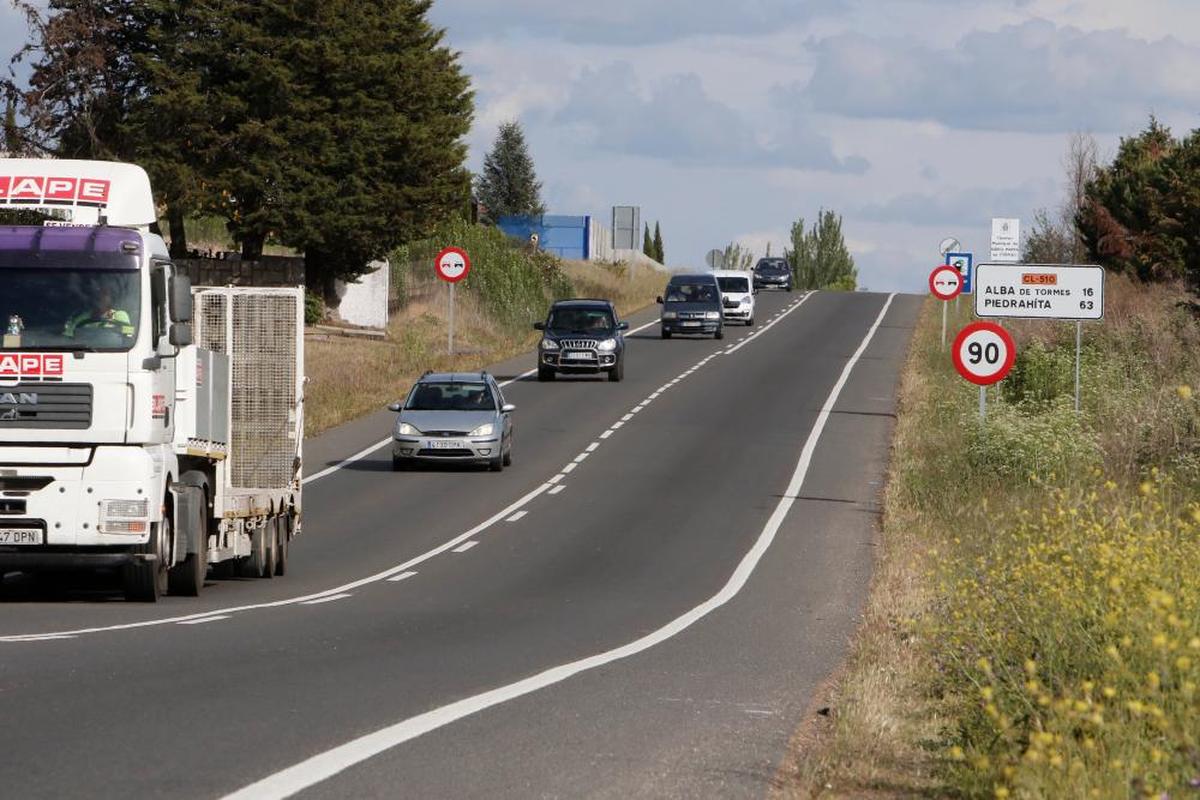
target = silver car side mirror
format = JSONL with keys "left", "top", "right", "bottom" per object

{"left": 501, "top": 403, "right": 516, "bottom": 413}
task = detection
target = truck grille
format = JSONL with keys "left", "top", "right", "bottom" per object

{"left": 0, "top": 383, "right": 92, "bottom": 430}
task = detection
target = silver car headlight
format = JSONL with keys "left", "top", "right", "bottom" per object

{"left": 397, "top": 422, "right": 422, "bottom": 436}
{"left": 662, "top": 311, "right": 677, "bottom": 320}
{"left": 705, "top": 311, "right": 721, "bottom": 320}
{"left": 469, "top": 422, "right": 495, "bottom": 437}
{"left": 540, "top": 338, "right": 559, "bottom": 350}
{"left": 597, "top": 338, "right": 617, "bottom": 352}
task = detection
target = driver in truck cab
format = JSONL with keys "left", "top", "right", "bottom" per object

{"left": 63, "top": 285, "right": 134, "bottom": 338}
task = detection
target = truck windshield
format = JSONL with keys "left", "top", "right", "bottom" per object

{"left": 0, "top": 268, "right": 141, "bottom": 352}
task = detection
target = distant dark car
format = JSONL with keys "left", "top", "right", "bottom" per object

{"left": 534, "top": 299, "right": 629, "bottom": 382}
{"left": 658, "top": 273, "right": 723, "bottom": 339}
{"left": 753, "top": 258, "right": 793, "bottom": 292}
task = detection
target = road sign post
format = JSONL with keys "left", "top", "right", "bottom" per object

{"left": 952, "top": 321, "right": 1017, "bottom": 421}
{"left": 435, "top": 247, "right": 471, "bottom": 355}
{"left": 929, "top": 265, "right": 963, "bottom": 350}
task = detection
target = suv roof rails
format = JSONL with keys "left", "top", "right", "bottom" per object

{"left": 556, "top": 297, "right": 613, "bottom": 304}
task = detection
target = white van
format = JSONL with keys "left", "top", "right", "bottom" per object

{"left": 712, "top": 269, "right": 756, "bottom": 326}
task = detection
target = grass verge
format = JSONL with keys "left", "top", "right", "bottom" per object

{"left": 777, "top": 277, "right": 1200, "bottom": 799}
{"left": 304, "top": 226, "right": 667, "bottom": 436}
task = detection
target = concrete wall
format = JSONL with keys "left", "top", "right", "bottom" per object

{"left": 177, "top": 255, "right": 305, "bottom": 288}
{"left": 588, "top": 217, "right": 614, "bottom": 262}
{"left": 335, "top": 259, "right": 389, "bottom": 329}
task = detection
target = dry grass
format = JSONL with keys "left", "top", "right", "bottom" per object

{"left": 304, "top": 259, "right": 665, "bottom": 436}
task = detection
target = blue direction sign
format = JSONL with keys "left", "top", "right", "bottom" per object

{"left": 945, "top": 252, "right": 974, "bottom": 295}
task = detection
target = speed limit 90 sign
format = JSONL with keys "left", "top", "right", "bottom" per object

{"left": 952, "top": 322, "right": 1016, "bottom": 386}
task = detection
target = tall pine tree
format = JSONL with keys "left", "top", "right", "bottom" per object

{"left": 652, "top": 221, "right": 664, "bottom": 264}
{"left": 475, "top": 120, "right": 545, "bottom": 221}
{"left": 643, "top": 223, "right": 653, "bottom": 258}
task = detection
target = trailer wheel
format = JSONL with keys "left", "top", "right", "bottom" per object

{"left": 239, "top": 522, "right": 270, "bottom": 578}
{"left": 168, "top": 485, "right": 207, "bottom": 597}
{"left": 262, "top": 518, "right": 277, "bottom": 580}
{"left": 124, "top": 514, "right": 171, "bottom": 602}
{"left": 274, "top": 515, "right": 291, "bottom": 577}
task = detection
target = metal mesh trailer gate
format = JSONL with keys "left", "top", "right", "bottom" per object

{"left": 192, "top": 288, "right": 304, "bottom": 491}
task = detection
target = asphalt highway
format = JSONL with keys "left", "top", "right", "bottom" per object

{"left": 0, "top": 289, "right": 920, "bottom": 799}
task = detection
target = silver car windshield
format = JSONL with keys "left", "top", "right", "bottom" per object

{"left": 407, "top": 382, "right": 496, "bottom": 411}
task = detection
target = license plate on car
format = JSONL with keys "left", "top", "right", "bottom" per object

{"left": 429, "top": 440, "right": 463, "bottom": 449}
{"left": 0, "top": 528, "right": 42, "bottom": 545}
{"left": 682, "top": 321, "right": 701, "bottom": 327}
{"left": 565, "top": 352, "right": 594, "bottom": 360}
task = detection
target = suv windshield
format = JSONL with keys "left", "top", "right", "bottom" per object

{"left": 547, "top": 307, "right": 614, "bottom": 332}
{"left": 407, "top": 382, "right": 496, "bottom": 411}
{"left": 0, "top": 268, "right": 141, "bottom": 352}
{"left": 717, "top": 276, "right": 750, "bottom": 293}
{"left": 665, "top": 283, "right": 718, "bottom": 303}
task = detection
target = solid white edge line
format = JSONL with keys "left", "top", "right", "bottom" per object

{"left": 300, "top": 593, "right": 352, "bottom": 606}
{"left": 220, "top": 293, "right": 897, "bottom": 800}
{"left": 387, "top": 572, "right": 418, "bottom": 583}
{"left": 177, "top": 615, "right": 231, "bottom": 626}
{"left": 452, "top": 541, "right": 479, "bottom": 553}
{"left": 506, "top": 511, "right": 528, "bottom": 523}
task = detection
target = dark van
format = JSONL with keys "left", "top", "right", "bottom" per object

{"left": 657, "top": 273, "right": 723, "bottom": 340}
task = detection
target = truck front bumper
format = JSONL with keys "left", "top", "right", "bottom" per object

{"left": 0, "top": 548, "right": 156, "bottom": 571}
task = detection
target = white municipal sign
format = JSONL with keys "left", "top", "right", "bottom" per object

{"left": 990, "top": 218, "right": 1020, "bottom": 262}
{"left": 974, "top": 263, "right": 1105, "bottom": 321}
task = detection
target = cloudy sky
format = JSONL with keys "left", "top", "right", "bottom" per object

{"left": 427, "top": 0, "right": 1200, "bottom": 291}
{"left": 3, "top": 1, "right": 1197, "bottom": 292}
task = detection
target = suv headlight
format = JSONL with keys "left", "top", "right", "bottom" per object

{"left": 469, "top": 422, "right": 495, "bottom": 437}
{"left": 597, "top": 338, "right": 617, "bottom": 352}
{"left": 705, "top": 311, "right": 721, "bottom": 320}
{"left": 662, "top": 311, "right": 677, "bottom": 320}
{"left": 540, "top": 338, "right": 559, "bottom": 350}
{"left": 397, "top": 422, "right": 422, "bottom": 436}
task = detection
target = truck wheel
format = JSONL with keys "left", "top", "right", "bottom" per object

{"left": 124, "top": 515, "right": 171, "bottom": 602}
{"left": 262, "top": 518, "right": 277, "bottom": 580}
{"left": 239, "top": 522, "right": 269, "bottom": 578}
{"left": 608, "top": 358, "right": 624, "bottom": 382}
{"left": 168, "top": 486, "right": 207, "bottom": 597}
{"left": 537, "top": 365, "right": 555, "bottom": 382}
{"left": 275, "top": 515, "right": 291, "bottom": 577}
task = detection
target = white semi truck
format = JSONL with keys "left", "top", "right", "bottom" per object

{"left": 0, "top": 159, "right": 303, "bottom": 600}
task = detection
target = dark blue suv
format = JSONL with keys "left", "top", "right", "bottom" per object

{"left": 534, "top": 299, "right": 629, "bottom": 382}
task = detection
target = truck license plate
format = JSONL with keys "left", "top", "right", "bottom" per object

{"left": 0, "top": 528, "right": 42, "bottom": 545}
{"left": 429, "top": 440, "right": 463, "bottom": 449}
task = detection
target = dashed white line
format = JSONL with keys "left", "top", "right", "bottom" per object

{"left": 506, "top": 511, "right": 528, "bottom": 523}
{"left": 562, "top": 463, "right": 578, "bottom": 474}
{"left": 548, "top": 474, "right": 565, "bottom": 484}
{"left": 548, "top": 485, "right": 566, "bottom": 496}
{"left": 221, "top": 293, "right": 897, "bottom": 800}
{"left": 387, "top": 571, "right": 418, "bottom": 583}
{"left": 301, "top": 593, "right": 352, "bottom": 606}
{"left": 452, "top": 541, "right": 479, "bottom": 554}
{"left": 177, "top": 615, "right": 231, "bottom": 626}
{"left": 573, "top": 453, "right": 590, "bottom": 463}
{"left": 621, "top": 413, "right": 634, "bottom": 422}
{"left": 585, "top": 442, "right": 600, "bottom": 452}
{"left": 611, "top": 421, "right": 625, "bottom": 430}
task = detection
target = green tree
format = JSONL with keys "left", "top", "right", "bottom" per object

{"left": 643, "top": 223, "right": 653, "bottom": 258}
{"left": 721, "top": 241, "right": 754, "bottom": 271}
{"left": 475, "top": 120, "right": 544, "bottom": 221}
{"left": 652, "top": 221, "right": 664, "bottom": 264}
{"left": 785, "top": 210, "right": 857, "bottom": 290}
{"left": 1079, "top": 118, "right": 1200, "bottom": 285}
{"left": 2, "top": 99, "right": 21, "bottom": 155}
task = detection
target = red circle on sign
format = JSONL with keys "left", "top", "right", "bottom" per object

{"left": 952, "top": 322, "right": 1016, "bottom": 386}
{"left": 435, "top": 247, "right": 471, "bottom": 283}
{"left": 929, "top": 265, "right": 963, "bottom": 301}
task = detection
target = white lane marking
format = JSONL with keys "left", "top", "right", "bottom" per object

{"left": 724, "top": 294, "right": 813, "bottom": 355}
{"left": 548, "top": 485, "right": 566, "bottom": 496}
{"left": 301, "top": 593, "right": 352, "bottom": 606}
{"left": 548, "top": 474, "right": 565, "bottom": 485}
{"left": 506, "top": 511, "right": 528, "bottom": 523}
{"left": 600, "top": 430, "right": 614, "bottom": 439}
{"left": 562, "top": 463, "right": 578, "bottom": 474}
{"left": 611, "top": 421, "right": 625, "bottom": 430}
{"left": 621, "top": 413, "right": 634, "bottom": 422}
{"left": 387, "top": 572, "right": 418, "bottom": 583}
{"left": 221, "top": 293, "right": 896, "bottom": 800}
{"left": 452, "top": 541, "right": 478, "bottom": 554}
{"left": 177, "top": 615, "right": 231, "bottom": 626}
{"left": 302, "top": 369, "right": 539, "bottom": 485}
{"left": 0, "top": 482, "right": 554, "bottom": 642}
{"left": 11, "top": 634, "right": 77, "bottom": 642}
{"left": 573, "top": 453, "right": 590, "bottom": 463}
{"left": 585, "top": 442, "right": 599, "bottom": 453}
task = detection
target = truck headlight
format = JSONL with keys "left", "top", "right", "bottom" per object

{"left": 662, "top": 311, "right": 677, "bottom": 320}
{"left": 397, "top": 422, "right": 423, "bottom": 436}
{"left": 705, "top": 311, "right": 721, "bottom": 320}
{"left": 597, "top": 338, "right": 617, "bottom": 352}
{"left": 469, "top": 423, "right": 495, "bottom": 437}
{"left": 100, "top": 499, "right": 149, "bottom": 535}
{"left": 540, "top": 338, "right": 559, "bottom": 350}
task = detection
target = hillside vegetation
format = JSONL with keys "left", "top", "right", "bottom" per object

{"left": 783, "top": 278, "right": 1200, "bottom": 798}
{"left": 305, "top": 222, "right": 666, "bottom": 435}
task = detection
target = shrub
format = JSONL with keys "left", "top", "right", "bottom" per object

{"left": 966, "top": 396, "right": 1101, "bottom": 480}
{"left": 304, "top": 291, "right": 325, "bottom": 325}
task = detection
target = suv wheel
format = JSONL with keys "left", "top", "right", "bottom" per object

{"left": 537, "top": 365, "right": 555, "bottom": 382}
{"left": 661, "top": 328, "right": 672, "bottom": 340}
{"left": 714, "top": 327, "right": 724, "bottom": 341}
{"left": 609, "top": 358, "right": 624, "bottom": 382}
{"left": 787, "top": 285, "right": 794, "bottom": 292}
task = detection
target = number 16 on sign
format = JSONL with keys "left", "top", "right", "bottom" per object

{"left": 952, "top": 322, "right": 1016, "bottom": 421}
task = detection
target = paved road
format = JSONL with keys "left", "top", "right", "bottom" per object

{"left": 0, "top": 290, "right": 920, "bottom": 799}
